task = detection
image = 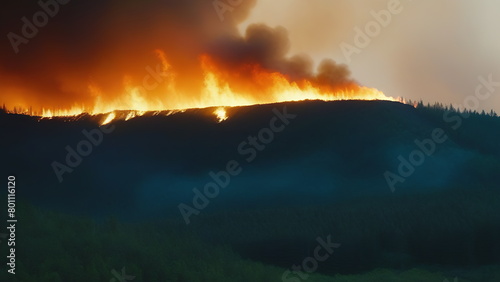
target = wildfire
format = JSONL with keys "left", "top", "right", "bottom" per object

{"left": 3, "top": 51, "right": 397, "bottom": 125}
{"left": 101, "top": 112, "right": 116, "bottom": 125}
{"left": 214, "top": 107, "right": 228, "bottom": 123}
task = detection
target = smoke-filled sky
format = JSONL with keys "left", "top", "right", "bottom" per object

{"left": 241, "top": 0, "right": 500, "bottom": 112}
{"left": 1, "top": 0, "right": 499, "bottom": 112}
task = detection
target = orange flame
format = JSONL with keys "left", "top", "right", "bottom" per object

{"left": 214, "top": 107, "right": 228, "bottom": 123}
{"left": 3, "top": 51, "right": 397, "bottom": 124}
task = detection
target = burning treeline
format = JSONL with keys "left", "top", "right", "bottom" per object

{"left": 0, "top": 0, "right": 394, "bottom": 120}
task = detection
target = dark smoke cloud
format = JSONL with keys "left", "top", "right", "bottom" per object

{"left": 209, "top": 23, "right": 353, "bottom": 85}
{"left": 0, "top": 0, "right": 352, "bottom": 110}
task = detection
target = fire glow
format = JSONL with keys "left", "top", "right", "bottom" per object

{"left": 3, "top": 51, "right": 396, "bottom": 125}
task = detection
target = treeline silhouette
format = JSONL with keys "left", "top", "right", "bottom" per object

{"left": 3, "top": 194, "right": 498, "bottom": 282}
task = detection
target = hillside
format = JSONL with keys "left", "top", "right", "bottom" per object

{"left": 1, "top": 100, "right": 500, "bottom": 281}
{"left": 1, "top": 100, "right": 499, "bottom": 216}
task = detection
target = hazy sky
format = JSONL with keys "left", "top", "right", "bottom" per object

{"left": 1, "top": 0, "right": 499, "bottom": 113}
{"left": 240, "top": 0, "right": 500, "bottom": 112}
